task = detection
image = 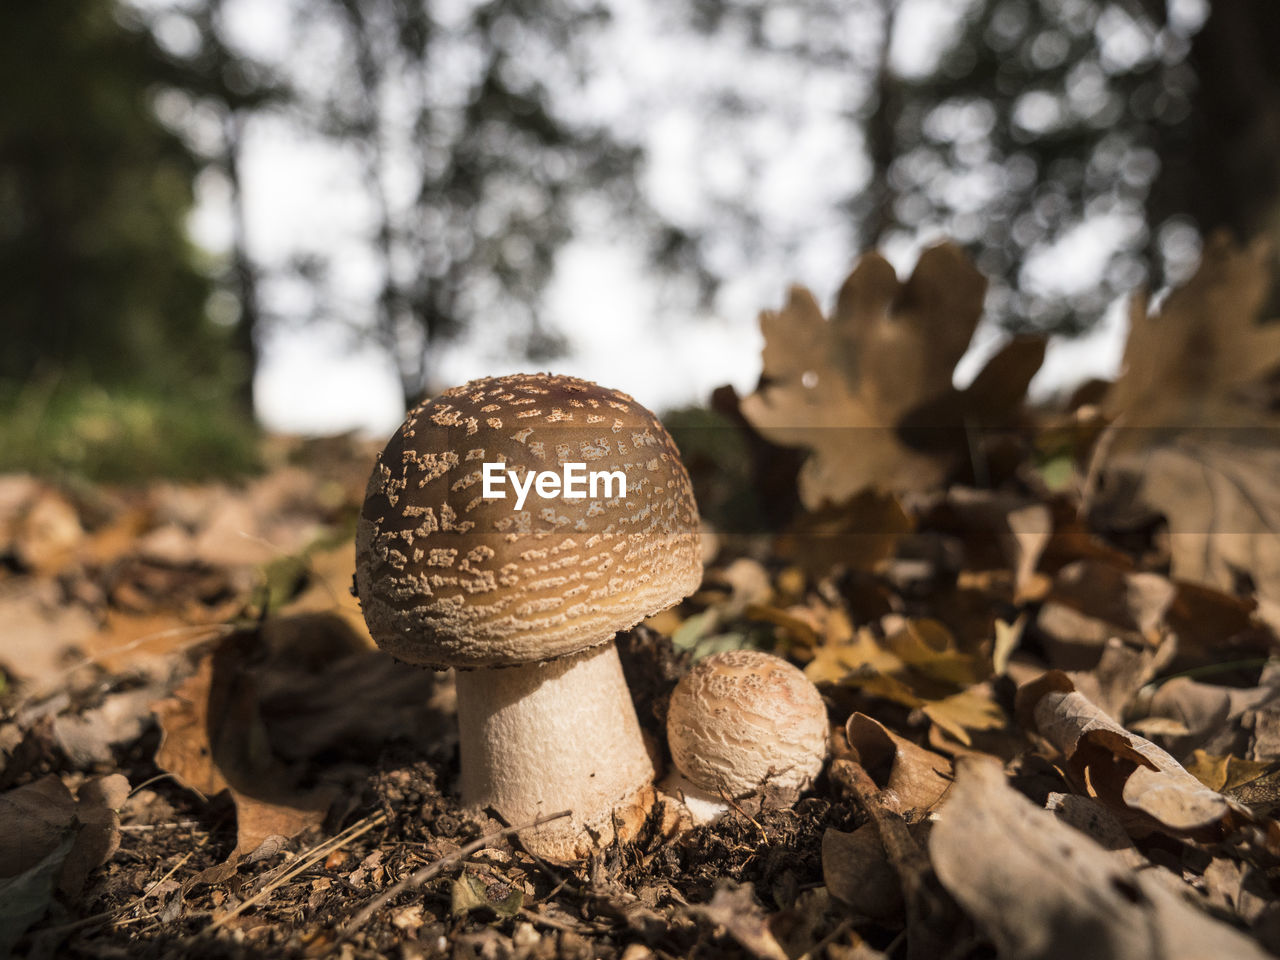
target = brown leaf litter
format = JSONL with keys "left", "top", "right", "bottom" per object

{"left": 1091, "top": 233, "right": 1280, "bottom": 626}
{"left": 931, "top": 757, "right": 1270, "bottom": 960}
{"left": 8, "top": 241, "right": 1280, "bottom": 958}
{"left": 740, "top": 241, "right": 1045, "bottom": 508}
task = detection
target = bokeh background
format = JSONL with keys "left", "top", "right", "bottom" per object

{"left": 3, "top": 0, "right": 1276, "bottom": 476}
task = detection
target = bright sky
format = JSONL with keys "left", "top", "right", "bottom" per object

{"left": 158, "top": 0, "right": 1129, "bottom": 436}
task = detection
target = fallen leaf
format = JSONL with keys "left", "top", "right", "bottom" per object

{"left": 1043, "top": 792, "right": 1144, "bottom": 868}
{"left": 944, "top": 488, "right": 1051, "bottom": 596}
{"left": 1119, "top": 441, "right": 1280, "bottom": 610}
{"left": 0, "top": 771, "right": 129, "bottom": 949}
{"left": 931, "top": 756, "right": 1271, "bottom": 960}
{"left": 1067, "top": 635, "right": 1175, "bottom": 725}
{"left": 1048, "top": 560, "right": 1176, "bottom": 639}
{"left": 1016, "top": 671, "right": 1247, "bottom": 835}
{"left": 992, "top": 616, "right": 1025, "bottom": 675}
{"left": 1183, "top": 749, "right": 1278, "bottom": 794}
{"left": 1124, "top": 716, "right": 1191, "bottom": 738}
{"left": 0, "top": 776, "right": 79, "bottom": 883}
{"left": 276, "top": 542, "right": 370, "bottom": 640}
{"left": 688, "top": 882, "right": 789, "bottom": 960}
{"left": 1103, "top": 233, "right": 1280, "bottom": 434}
{"left": 710, "top": 558, "right": 773, "bottom": 615}
{"left": 152, "top": 628, "right": 334, "bottom": 858}
{"left": 0, "top": 581, "right": 98, "bottom": 686}
{"left": 822, "top": 825, "right": 902, "bottom": 920}
{"left": 845, "top": 713, "right": 952, "bottom": 814}
{"left": 741, "top": 242, "right": 1042, "bottom": 507}
{"left": 921, "top": 689, "right": 1006, "bottom": 747}
{"left": 1247, "top": 697, "right": 1280, "bottom": 763}
{"left": 773, "top": 491, "right": 912, "bottom": 574}
{"left": 12, "top": 487, "right": 84, "bottom": 575}
{"left": 1143, "top": 677, "right": 1271, "bottom": 757}
{"left": 451, "top": 872, "right": 523, "bottom": 919}
{"left": 807, "top": 619, "right": 1004, "bottom": 743}
{"left": 53, "top": 686, "right": 164, "bottom": 766}
{"left": 1162, "top": 579, "right": 1274, "bottom": 675}
{"left": 1093, "top": 234, "right": 1280, "bottom": 614}
{"left": 0, "top": 833, "right": 76, "bottom": 955}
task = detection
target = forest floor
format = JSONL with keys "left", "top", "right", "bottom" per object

{"left": 4, "top": 420, "right": 1280, "bottom": 960}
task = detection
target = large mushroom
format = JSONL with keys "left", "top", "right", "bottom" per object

{"left": 355, "top": 373, "right": 702, "bottom": 859}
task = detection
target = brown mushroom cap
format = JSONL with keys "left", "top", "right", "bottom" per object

{"left": 667, "top": 649, "right": 828, "bottom": 800}
{"left": 356, "top": 373, "right": 702, "bottom": 669}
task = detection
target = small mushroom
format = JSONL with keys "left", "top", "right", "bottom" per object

{"left": 663, "top": 649, "right": 828, "bottom": 825}
{"left": 355, "top": 373, "right": 702, "bottom": 859}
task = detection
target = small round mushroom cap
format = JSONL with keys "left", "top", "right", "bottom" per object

{"left": 667, "top": 649, "right": 828, "bottom": 800}
{"left": 356, "top": 373, "right": 702, "bottom": 669}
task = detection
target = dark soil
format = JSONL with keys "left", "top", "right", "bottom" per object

{"left": 8, "top": 628, "right": 873, "bottom": 960}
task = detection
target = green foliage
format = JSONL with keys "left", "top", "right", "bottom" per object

{"left": 0, "top": 0, "right": 226, "bottom": 391}
{"left": 0, "top": 378, "right": 259, "bottom": 483}
{"left": 663, "top": 405, "right": 764, "bottom": 533}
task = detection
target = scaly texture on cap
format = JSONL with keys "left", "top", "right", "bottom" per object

{"left": 668, "top": 649, "right": 828, "bottom": 799}
{"left": 356, "top": 373, "right": 702, "bottom": 669}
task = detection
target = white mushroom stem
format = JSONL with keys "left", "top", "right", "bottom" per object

{"left": 657, "top": 771, "right": 731, "bottom": 827}
{"left": 455, "top": 640, "right": 655, "bottom": 860}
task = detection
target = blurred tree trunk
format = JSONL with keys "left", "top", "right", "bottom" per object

{"left": 201, "top": 0, "right": 264, "bottom": 420}
{"left": 1148, "top": 0, "right": 1280, "bottom": 285}
{"left": 859, "top": 0, "right": 901, "bottom": 251}
{"left": 223, "top": 107, "right": 259, "bottom": 418}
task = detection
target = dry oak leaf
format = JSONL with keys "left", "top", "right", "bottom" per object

{"left": 931, "top": 756, "right": 1270, "bottom": 960}
{"left": 822, "top": 825, "right": 903, "bottom": 920}
{"left": 772, "top": 490, "right": 913, "bottom": 575}
{"left": 806, "top": 619, "right": 1004, "bottom": 745}
{"left": 1016, "top": 671, "right": 1248, "bottom": 836}
{"left": 1103, "top": 233, "right": 1280, "bottom": 433}
{"left": 845, "top": 712, "right": 953, "bottom": 814}
{"left": 741, "top": 241, "right": 1044, "bottom": 508}
{"left": 0, "top": 774, "right": 128, "bottom": 954}
{"left": 0, "top": 773, "right": 129, "bottom": 899}
{"left": 687, "top": 882, "right": 789, "bottom": 960}
{"left": 1093, "top": 234, "right": 1280, "bottom": 616}
{"left": 152, "top": 630, "right": 333, "bottom": 859}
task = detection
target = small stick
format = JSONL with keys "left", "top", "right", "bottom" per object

{"left": 795, "top": 916, "right": 855, "bottom": 960}
{"left": 830, "top": 758, "right": 959, "bottom": 960}
{"left": 517, "top": 906, "right": 607, "bottom": 935}
{"left": 340, "top": 809, "right": 571, "bottom": 938}
{"left": 205, "top": 811, "right": 388, "bottom": 933}
{"left": 486, "top": 807, "right": 577, "bottom": 899}
{"left": 715, "top": 784, "right": 764, "bottom": 834}
{"left": 32, "top": 834, "right": 210, "bottom": 939}
{"left": 10, "top": 622, "right": 235, "bottom": 715}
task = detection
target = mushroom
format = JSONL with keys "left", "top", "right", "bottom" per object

{"left": 663, "top": 649, "right": 828, "bottom": 825}
{"left": 355, "top": 373, "right": 702, "bottom": 859}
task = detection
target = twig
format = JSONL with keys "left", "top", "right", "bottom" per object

{"left": 796, "top": 916, "right": 854, "bottom": 960}
{"left": 203, "top": 811, "right": 388, "bottom": 934}
{"left": 715, "top": 783, "right": 765, "bottom": 835}
{"left": 340, "top": 809, "right": 571, "bottom": 938}
{"left": 517, "top": 905, "right": 608, "bottom": 935}
{"left": 830, "top": 758, "right": 960, "bottom": 960}
{"left": 486, "top": 806, "right": 576, "bottom": 897}
{"left": 11, "top": 622, "right": 235, "bottom": 715}
{"left": 128, "top": 773, "right": 180, "bottom": 797}
{"left": 35, "top": 833, "right": 210, "bottom": 938}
